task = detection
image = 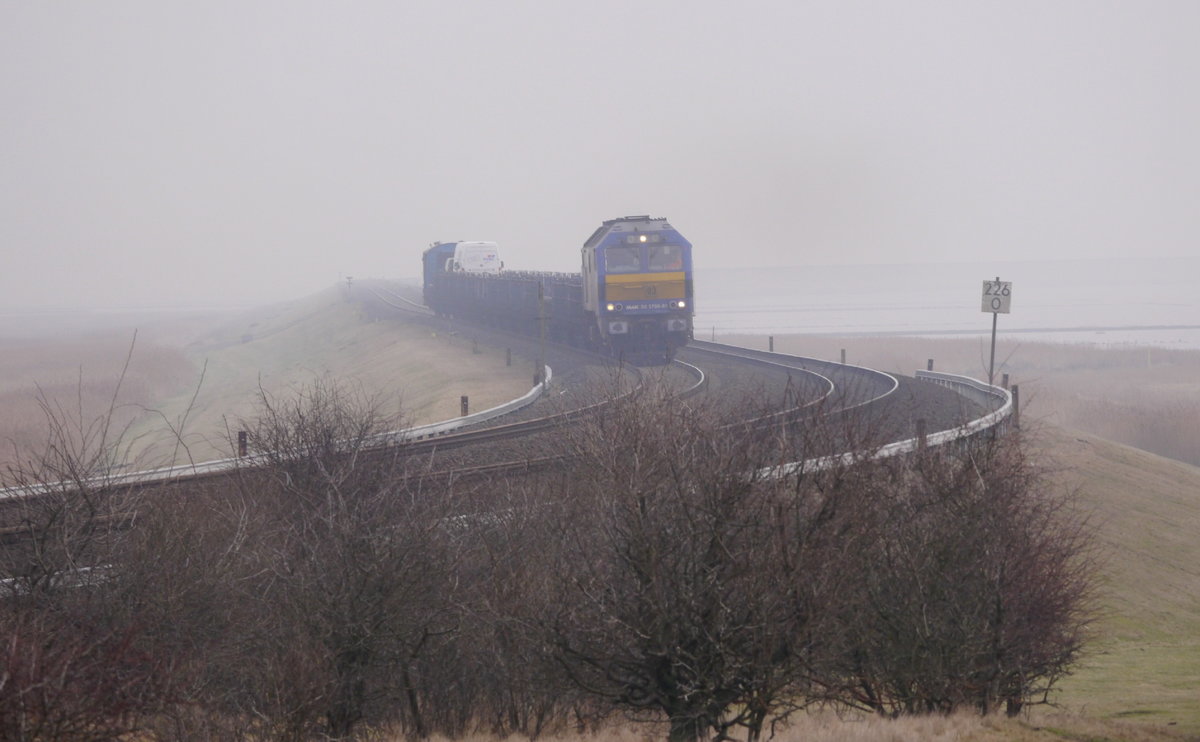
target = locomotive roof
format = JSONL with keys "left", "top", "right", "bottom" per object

{"left": 583, "top": 215, "right": 676, "bottom": 249}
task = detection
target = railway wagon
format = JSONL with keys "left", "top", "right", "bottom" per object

{"left": 421, "top": 216, "right": 694, "bottom": 363}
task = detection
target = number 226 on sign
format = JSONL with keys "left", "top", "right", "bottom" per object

{"left": 981, "top": 281, "right": 1012, "bottom": 314}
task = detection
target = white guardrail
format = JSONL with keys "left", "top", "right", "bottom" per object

{"left": 0, "top": 367, "right": 552, "bottom": 499}
{"left": 761, "top": 370, "right": 1013, "bottom": 479}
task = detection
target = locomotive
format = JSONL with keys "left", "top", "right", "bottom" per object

{"left": 421, "top": 216, "right": 694, "bottom": 363}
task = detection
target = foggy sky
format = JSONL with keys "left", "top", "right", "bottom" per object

{"left": 3, "top": 2, "right": 1198, "bottom": 309}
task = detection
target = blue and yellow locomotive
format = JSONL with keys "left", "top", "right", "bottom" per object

{"left": 422, "top": 216, "right": 694, "bottom": 364}
{"left": 580, "top": 215, "right": 693, "bottom": 361}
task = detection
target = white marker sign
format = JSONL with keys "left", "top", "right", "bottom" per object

{"left": 981, "top": 280, "right": 1012, "bottom": 314}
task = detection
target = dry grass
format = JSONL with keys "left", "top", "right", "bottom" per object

{"left": 0, "top": 332, "right": 194, "bottom": 472}
{"left": 0, "top": 287, "right": 534, "bottom": 471}
{"left": 387, "top": 709, "right": 1196, "bottom": 741}
{"left": 123, "top": 287, "right": 533, "bottom": 466}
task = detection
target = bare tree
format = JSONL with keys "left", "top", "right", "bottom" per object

{"left": 539, "top": 385, "right": 822, "bottom": 742}
{"left": 0, "top": 350, "right": 176, "bottom": 742}
{"left": 223, "top": 380, "right": 466, "bottom": 740}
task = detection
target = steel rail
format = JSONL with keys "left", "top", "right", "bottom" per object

{"left": 686, "top": 339, "right": 900, "bottom": 415}
{"left": 757, "top": 372, "right": 1013, "bottom": 480}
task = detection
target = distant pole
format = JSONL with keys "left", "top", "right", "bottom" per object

{"left": 345, "top": 276, "right": 354, "bottom": 295}
{"left": 769, "top": 335, "right": 774, "bottom": 353}
{"left": 840, "top": 349, "right": 846, "bottom": 364}
{"left": 537, "top": 280, "right": 547, "bottom": 386}
{"left": 982, "top": 275, "right": 1012, "bottom": 387}
{"left": 927, "top": 358, "right": 934, "bottom": 371}
{"left": 461, "top": 395, "right": 469, "bottom": 416}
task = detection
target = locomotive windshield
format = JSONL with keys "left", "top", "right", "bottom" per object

{"left": 605, "top": 246, "right": 641, "bottom": 273}
{"left": 647, "top": 244, "right": 684, "bottom": 271}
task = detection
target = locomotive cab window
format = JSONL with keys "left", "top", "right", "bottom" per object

{"left": 648, "top": 244, "right": 683, "bottom": 271}
{"left": 605, "top": 246, "right": 641, "bottom": 273}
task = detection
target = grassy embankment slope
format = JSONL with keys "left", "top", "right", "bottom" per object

{"left": 722, "top": 333, "right": 1200, "bottom": 736}
{"left": 125, "top": 287, "right": 534, "bottom": 466}
{"left": 0, "top": 288, "right": 533, "bottom": 471}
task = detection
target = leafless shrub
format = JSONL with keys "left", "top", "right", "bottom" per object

{"left": 0, "top": 346, "right": 178, "bottom": 741}
{"left": 826, "top": 433, "right": 1097, "bottom": 717}
{"left": 535, "top": 384, "right": 845, "bottom": 742}
{"left": 0, "top": 607, "right": 172, "bottom": 742}
{"left": 517, "top": 379, "right": 1095, "bottom": 740}
{"left": 1, "top": 361, "right": 1097, "bottom": 741}
{"left": 204, "top": 379, "right": 466, "bottom": 740}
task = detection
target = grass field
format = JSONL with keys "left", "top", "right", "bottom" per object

{"left": 1044, "top": 425, "right": 1200, "bottom": 733}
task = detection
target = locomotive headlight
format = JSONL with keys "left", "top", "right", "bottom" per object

{"left": 639, "top": 235, "right": 647, "bottom": 243}
{"left": 676, "top": 300, "right": 687, "bottom": 309}
{"left": 606, "top": 302, "right": 615, "bottom": 312}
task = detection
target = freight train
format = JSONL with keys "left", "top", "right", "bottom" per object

{"left": 422, "top": 216, "right": 694, "bottom": 363}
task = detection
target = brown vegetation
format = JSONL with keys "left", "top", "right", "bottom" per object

{"left": 0, "top": 375, "right": 1097, "bottom": 741}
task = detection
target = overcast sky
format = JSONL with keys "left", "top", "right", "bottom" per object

{"left": 3, "top": 2, "right": 1198, "bottom": 309}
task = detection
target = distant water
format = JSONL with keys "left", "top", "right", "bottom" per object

{"left": 693, "top": 257, "right": 1200, "bottom": 349}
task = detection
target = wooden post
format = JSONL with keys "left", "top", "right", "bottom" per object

{"left": 237, "top": 431, "right": 247, "bottom": 457}
{"left": 506, "top": 348, "right": 512, "bottom": 367}
{"left": 927, "top": 358, "right": 934, "bottom": 371}
{"left": 461, "top": 396, "right": 469, "bottom": 417}
{"left": 769, "top": 335, "right": 774, "bottom": 353}
{"left": 916, "top": 418, "right": 927, "bottom": 451}
{"left": 1011, "top": 384, "right": 1020, "bottom": 430}
{"left": 840, "top": 348, "right": 846, "bottom": 364}
{"left": 1002, "top": 372, "right": 1009, "bottom": 390}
